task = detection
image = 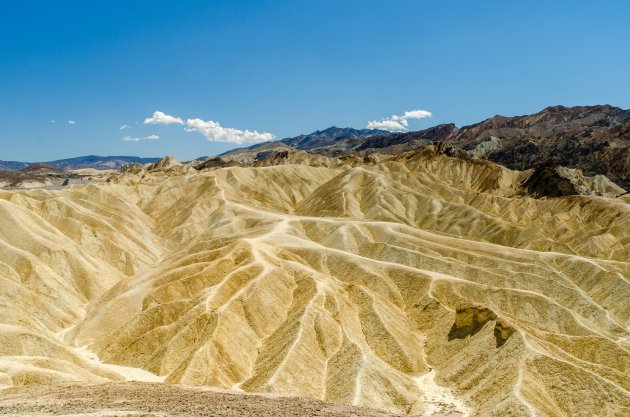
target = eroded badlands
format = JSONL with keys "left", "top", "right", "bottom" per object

{"left": 0, "top": 151, "right": 628, "bottom": 416}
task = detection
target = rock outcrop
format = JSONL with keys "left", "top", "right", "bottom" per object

{"left": 521, "top": 165, "right": 626, "bottom": 197}
{"left": 448, "top": 307, "right": 498, "bottom": 341}
{"left": 148, "top": 155, "right": 181, "bottom": 171}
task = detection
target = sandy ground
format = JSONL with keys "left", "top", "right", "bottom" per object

{"left": 0, "top": 382, "right": 462, "bottom": 417}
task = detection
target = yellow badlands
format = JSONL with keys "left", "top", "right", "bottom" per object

{"left": 0, "top": 152, "right": 628, "bottom": 416}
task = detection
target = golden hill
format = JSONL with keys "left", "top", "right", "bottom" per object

{"left": 0, "top": 150, "right": 628, "bottom": 416}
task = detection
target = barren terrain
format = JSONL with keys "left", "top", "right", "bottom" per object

{"left": 0, "top": 149, "right": 628, "bottom": 416}
{"left": 0, "top": 382, "right": 430, "bottom": 417}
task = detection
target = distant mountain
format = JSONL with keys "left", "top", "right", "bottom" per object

{"left": 0, "top": 155, "right": 160, "bottom": 171}
{"left": 280, "top": 126, "right": 391, "bottom": 150}
{"left": 221, "top": 105, "right": 630, "bottom": 189}
{"left": 325, "top": 124, "right": 458, "bottom": 156}
{"left": 219, "top": 127, "right": 393, "bottom": 163}
{"left": 220, "top": 125, "right": 462, "bottom": 163}
{"left": 47, "top": 155, "right": 161, "bottom": 170}
{"left": 0, "top": 160, "right": 30, "bottom": 171}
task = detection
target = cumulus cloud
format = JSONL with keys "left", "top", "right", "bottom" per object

{"left": 366, "top": 108, "right": 432, "bottom": 132}
{"left": 144, "top": 111, "right": 184, "bottom": 125}
{"left": 184, "top": 118, "right": 274, "bottom": 144}
{"left": 366, "top": 119, "right": 409, "bottom": 131}
{"left": 68, "top": 120, "right": 76, "bottom": 125}
{"left": 143, "top": 110, "right": 274, "bottom": 144}
{"left": 119, "top": 124, "right": 131, "bottom": 130}
{"left": 123, "top": 134, "right": 159, "bottom": 142}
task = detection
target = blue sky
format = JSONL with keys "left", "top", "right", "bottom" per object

{"left": 1, "top": 0, "right": 629, "bottom": 161}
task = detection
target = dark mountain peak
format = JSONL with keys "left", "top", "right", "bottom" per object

{"left": 421, "top": 123, "right": 459, "bottom": 136}
{"left": 539, "top": 104, "right": 618, "bottom": 113}
{"left": 310, "top": 126, "right": 349, "bottom": 136}
{"left": 530, "top": 104, "right": 623, "bottom": 121}
{"left": 354, "top": 123, "right": 458, "bottom": 153}
{"left": 308, "top": 126, "right": 389, "bottom": 137}
{"left": 316, "top": 126, "right": 341, "bottom": 134}
{"left": 460, "top": 104, "right": 627, "bottom": 135}
{"left": 279, "top": 126, "right": 392, "bottom": 150}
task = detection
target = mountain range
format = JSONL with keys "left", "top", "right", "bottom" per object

{"left": 1, "top": 105, "right": 628, "bottom": 190}
{"left": 221, "top": 105, "right": 630, "bottom": 189}
{"left": 0, "top": 155, "right": 160, "bottom": 171}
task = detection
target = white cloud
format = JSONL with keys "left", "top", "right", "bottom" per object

{"left": 367, "top": 119, "right": 409, "bottom": 131}
{"left": 366, "top": 108, "right": 432, "bottom": 132}
{"left": 184, "top": 118, "right": 274, "bottom": 144}
{"left": 123, "top": 134, "right": 159, "bottom": 142}
{"left": 68, "top": 120, "right": 76, "bottom": 125}
{"left": 143, "top": 111, "right": 184, "bottom": 125}
{"left": 399, "top": 109, "right": 432, "bottom": 120}
{"left": 119, "top": 124, "right": 131, "bottom": 130}
{"left": 143, "top": 110, "right": 274, "bottom": 144}
{"left": 50, "top": 120, "right": 56, "bottom": 124}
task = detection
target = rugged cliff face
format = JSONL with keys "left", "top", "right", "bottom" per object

{"left": 0, "top": 152, "right": 628, "bottom": 417}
